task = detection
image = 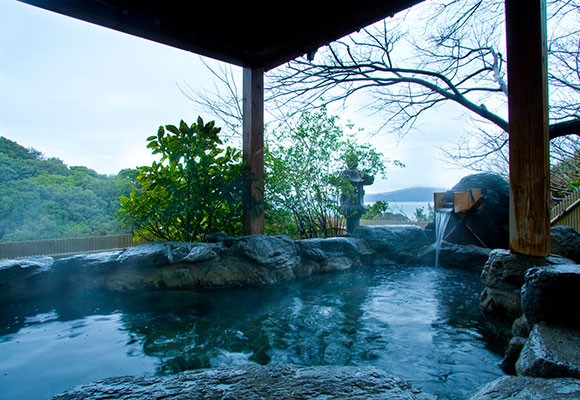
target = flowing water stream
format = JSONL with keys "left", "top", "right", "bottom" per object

{"left": 435, "top": 209, "right": 453, "bottom": 267}
{"left": 0, "top": 265, "right": 503, "bottom": 400}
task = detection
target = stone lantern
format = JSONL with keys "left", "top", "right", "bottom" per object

{"left": 339, "top": 154, "right": 374, "bottom": 234}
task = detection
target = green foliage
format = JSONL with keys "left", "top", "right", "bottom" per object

{"left": 550, "top": 146, "right": 580, "bottom": 200}
{"left": 363, "top": 201, "right": 390, "bottom": 220}
{"left": 413, "top": 203, "right": 435, "bottom": 223}
{"left": 265, "top": 108, "right": 393, "bottom": 238}
{"left": 117, "top": 117, "right": 245, "bottom": 242}
{"left": 0, "top": 136, "right": 134, "bottom": 241}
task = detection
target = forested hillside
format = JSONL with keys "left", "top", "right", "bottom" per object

{"left": 0, "top": 137, "right": 135, "bottom": 242}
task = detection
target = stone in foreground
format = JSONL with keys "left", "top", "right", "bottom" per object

{"left": 52, "top": 365, "right": 437, "bottom": 400}
{"left": 468, "top": 376, "right": 580, "bottom": 399}
{"left": 521, "top": 264, "right": 580, "bottom": 328}
{"left": 516, "top": 323, "right": 580, "bottom": 379}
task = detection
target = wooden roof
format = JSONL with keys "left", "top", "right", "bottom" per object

{"left": 18, "top": 0, "right": 424, "bottom": 71}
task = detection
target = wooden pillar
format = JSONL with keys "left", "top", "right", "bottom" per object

{"left": 505, "top": 0, "right": 550, "bottom": 256}
{"left": 242, "top": 67, "right": 265, "bottom": 234}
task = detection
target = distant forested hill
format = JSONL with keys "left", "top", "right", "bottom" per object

{"left": 0, "top": 136, "right": 136, "bottom": 242}
{"left": 365, "top": 187, "right": 445, "bottom": 203}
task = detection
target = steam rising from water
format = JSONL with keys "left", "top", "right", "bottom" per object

{"left": 0, "top": 266, "right": 503, "bottom": 400}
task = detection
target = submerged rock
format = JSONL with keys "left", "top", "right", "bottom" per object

{"left": 468, "top": 376, "right": 580, "bottom": 399}
{"left": 516, "top": 323, "right": 580, "bottom": 379}
{"left": 51, "top": 364, "right": 437, "bottom": 400}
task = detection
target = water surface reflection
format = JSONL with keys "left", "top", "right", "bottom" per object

{"left": 0, "top": 265, "right": 503, "bottom": 400}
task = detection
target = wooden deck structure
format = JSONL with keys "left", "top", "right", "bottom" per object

{"left": 18, "top": 0, "right": 554, "bottom": 257}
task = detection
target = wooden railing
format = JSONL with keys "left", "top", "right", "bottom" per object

{"left": 551, "top": 187, "right": 580, "bottom": 231}
{"left": 0, "top": 234, "right": 147, "bottom": 260}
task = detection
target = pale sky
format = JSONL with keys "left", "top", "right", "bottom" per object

{"left": 0, "top": 0, "right": 473, "bottom": 193}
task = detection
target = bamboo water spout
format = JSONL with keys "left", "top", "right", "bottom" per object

{"left": 433, "top": 188, "right": 486, "bottom": 266}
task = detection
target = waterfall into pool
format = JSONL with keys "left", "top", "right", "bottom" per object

{"left": 435, "top": 209, "right": 452, "bottom": 267}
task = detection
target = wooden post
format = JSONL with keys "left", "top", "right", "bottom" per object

{"left": 505, "top": 0, "right": 550, "bottom": 256}
{"left": 242, "top": 67, "right": 265, "bottom": 234}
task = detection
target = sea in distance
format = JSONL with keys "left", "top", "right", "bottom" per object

{"left": 364, "top": 186, "right": 442, "bottom": 219}
{"left": 366, "top": 201, "right": 433, "bottom": 219}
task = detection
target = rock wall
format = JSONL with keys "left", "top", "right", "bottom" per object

{"left": 475, "top": 263, "right": 580, "bottom": 399}
{"left": 479, "top": 249, "right": 571, "bottom": 329}
{"left": 0, "top": 225, "right": 494, "bottom": 305}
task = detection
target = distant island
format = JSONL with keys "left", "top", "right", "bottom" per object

{"left": 365, "top": 187, "right": 445, "bottom": 203}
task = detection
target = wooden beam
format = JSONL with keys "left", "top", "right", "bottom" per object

{"left": 242, "top": 67, "right": 265, "bottom": 234}
{"left": 505, "top": 0, "right": 550, "bottom": 256}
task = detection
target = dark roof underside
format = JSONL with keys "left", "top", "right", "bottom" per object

{"left": 19, "top": 0, "right": 424, "bottom": 70}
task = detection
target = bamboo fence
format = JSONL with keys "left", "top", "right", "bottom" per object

{"left": 11, "top": 202, "right": 573, "bottom": 260}
{"left": 0, "top": 234, "right": 146, "bottom": 259}
{"left": 550, "top": 187, "right": 580, "bottom": 231}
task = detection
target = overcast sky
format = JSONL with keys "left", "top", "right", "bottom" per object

{"left": 0, "top": 0, "right": 474, "bottom": 193}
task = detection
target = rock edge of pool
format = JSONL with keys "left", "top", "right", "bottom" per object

{"left": 51, "top": 364, "right": 437, "bottom": 400}
{"left": 50, "top": 364, "right": 580, "bottom": 400}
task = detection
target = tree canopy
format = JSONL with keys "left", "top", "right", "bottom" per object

{"left": 0, "top": 136, "right": 134, "bottom": 242}
{"left": 265, "top": 0, "right": 579, "bottom": 196}
{"left": 265, "top": 108, "right": 395, "bottom": 238}
{"left": 269, "top": 0, "right": 578, "bottom": 136}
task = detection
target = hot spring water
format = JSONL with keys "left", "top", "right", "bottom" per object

{"left": 0, "top": 266, "right": 503, "bottom": 400}
{"left": 435, "top": 209, "right": 453, "bottom": 267}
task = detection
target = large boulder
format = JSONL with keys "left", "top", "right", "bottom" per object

{"left": 0, "top": 256, "right": 56, "bottom": 302}
{"left": 551, "top": 225, "right": 580, "bottom": 263}
{"left": 1, "top": 234, "right": 386, "bottom": 302}
{"left": 516, "top": 323, "right": 580, "bottom": 379}
{"left": 55, "top": 250, "right": 125, "bottom": 290}
{"left": 445, "top": 173, "right": 510, "bottom": 249}
{"left": 0, "top": 256, "right": 54, "bottom": 283}
{"left": 521, "top": 264, "right": 580, "bottom": 328}
{"left": 479, "top": 249, "right": 571, "bottom": 326}
{"left": 0, "top": 238, "right": 302, "bottom": 300}
{"left": 228, "top": 235, "right": 299, "bottom": 271}
{"left": 352, "top": 225, "right": 428, "bottom": 264}
{"left": 468, "top": 376, "right": 580, "bottom": 399}
{"left": 52, "top": 364, "right": 437, "bottom": 400}
{"left": 295, "top": 236, "right": 373, "bottom": 276}
{"left": 416, "top": 242, "right": 491, "bottom": 270}
{"left": 105, "top": 236, "right": 301, "bottom": 291}
{"left": 116, "top": 242, "right": 193, "bottom": 267}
